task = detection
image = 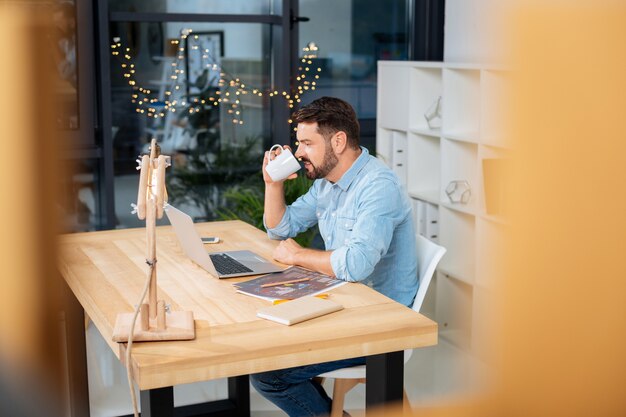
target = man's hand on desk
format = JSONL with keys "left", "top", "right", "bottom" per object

{"left": 273, "top": 238, "right": 303, "bottom": 265}
{"left": 273, "top": 238, "right": 336, "bottom": 278}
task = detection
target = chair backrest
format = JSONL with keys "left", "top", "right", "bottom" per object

{"left": 412, "top": 235, "right": 446, "bottom": 313}
{"left": 318, "top": 235, "right": 447, "bottom": 374}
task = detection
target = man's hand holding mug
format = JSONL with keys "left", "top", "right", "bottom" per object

{"left": 263, "top": 144, "right": 301, "bottom": 183}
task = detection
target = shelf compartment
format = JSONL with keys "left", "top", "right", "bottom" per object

{"left": 442, "top": 68, "right": 481, "bottom": 140}
{"left": 377, "top": 64, "right": 410, "bottom": 130}
{"left": 407, "top": 133, "right": 441, "bottom": 199}
{"left": 481, "top": 69, "right": 512, "bottom": 148}
{"left": 409, "top": 127, "right": 441, "bottom": 138}
{"left": 440, "top": 138, "right": 479, "bottom": 212}
{"left": 438, "top": 265, "right": 472, "bottom": 287}
{"left": 475, "top": 217, "right": 508, "bottom": 290}
{"left": 438, "top": 206, "right": 476, "bottom": 284}
{"left": 409, "top": 190, "right": 439, "bottom": 205}
{"left": 409, "top": 67, "right": 443, "bottom": 133}
{"left": 412, "top": 200, "right": 439, "bottom": 242}
{"left": 440, "top": 201, "right": 476, "bottom": 217}
{"left": 471, "top": 286, "right": 497, "bottom": 363}
{"left": 436, "top": 271, "right": 473, "bottom": 350}
{"left": 478, "top": 145, "right": 511, "bottom": 219}
{"left": 442, "top": 132, "right": 480, "bottom": 145}
{"left": 376, "top": 128, "right": 393, "bottom": 167}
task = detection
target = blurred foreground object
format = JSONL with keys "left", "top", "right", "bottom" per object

{"left": 498, "top": 2, "right": 626, "bottom": 416}
{"left": 0, "top": 4, "right": 63, "bottom": 417}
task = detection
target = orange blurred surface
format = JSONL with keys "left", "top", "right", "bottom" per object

{"left": 0, "top": 4, "right": 63, "bottom": 417}
{"left": 498, "top": 3, "right": 626, "bottom": 416}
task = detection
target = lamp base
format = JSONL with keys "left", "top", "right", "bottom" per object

{"left": 112, "top": 310, "right": 195, "bottom": 342}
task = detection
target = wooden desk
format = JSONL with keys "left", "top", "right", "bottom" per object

{"left": 59, "top": 220, "right": 437, "bottom": 417}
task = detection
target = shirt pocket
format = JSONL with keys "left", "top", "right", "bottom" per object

{"left": 338, "top": 216, "right": 356, "bottom": 230}
{"left": 336, "top": 215, "right": 357, "bottom": 245}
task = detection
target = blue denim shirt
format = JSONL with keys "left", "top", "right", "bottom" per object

{"left": 265, "top": 147, "right": 418, "bottom": 307}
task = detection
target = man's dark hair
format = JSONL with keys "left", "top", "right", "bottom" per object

{"left": 292, "top": 97, "right": 360, "bottom": 149}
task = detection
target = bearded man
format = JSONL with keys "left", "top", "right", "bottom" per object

{"left": 250, "top": 96, "right": 418, "bottom": 417}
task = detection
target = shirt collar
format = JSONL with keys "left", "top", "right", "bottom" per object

{"left": 333, "top": 146, "right": 370, "bottom": 191}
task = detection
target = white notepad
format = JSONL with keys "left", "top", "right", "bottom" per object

{"left": 256, "top": 296, "right": 344, "bottom": 325}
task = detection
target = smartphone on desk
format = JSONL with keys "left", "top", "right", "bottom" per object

{"left": 201, "top": 237, "right": 220, "bottom": 244}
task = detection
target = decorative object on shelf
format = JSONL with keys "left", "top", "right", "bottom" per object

{"left": 424, "top": 96, "right": 442, "bottom": 129}
{"left": 445, "top": 180, "right": 472, "bottom": 204}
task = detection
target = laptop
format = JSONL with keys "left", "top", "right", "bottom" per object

{"left": 165, "top": 204, "right": 284, "bottom": 278}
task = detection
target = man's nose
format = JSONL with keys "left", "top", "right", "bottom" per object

{"left": 294, "top": 143, "right": 305, "bottom": 158}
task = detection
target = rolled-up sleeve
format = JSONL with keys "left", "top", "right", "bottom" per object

{"left": 264, "top": 181, "right": 320, "bottom": 240}
{"left": 330, "top": 178, "right": 401, "bottom": 282}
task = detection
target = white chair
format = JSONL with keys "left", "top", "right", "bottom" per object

{"left": 317, "top": 235, "right": 446, "bottom": 417}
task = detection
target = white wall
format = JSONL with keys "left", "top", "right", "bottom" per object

{"left": 444, "top": 0, "right": 511, "bottom": 64}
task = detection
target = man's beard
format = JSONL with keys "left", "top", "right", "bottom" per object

{"left": 302, "top": 145, "right": 338, "bottom": 180}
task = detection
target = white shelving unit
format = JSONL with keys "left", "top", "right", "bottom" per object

{"left": 376, "top": 61, "right": 510, "bottom": 393}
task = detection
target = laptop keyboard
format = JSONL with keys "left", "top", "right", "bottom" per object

{"left": 209, "top": 253, "right": 253, "bottom": 275}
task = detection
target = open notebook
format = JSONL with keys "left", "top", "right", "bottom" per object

{"left": 233, "top": 266, "right": 346, "bottom": 301}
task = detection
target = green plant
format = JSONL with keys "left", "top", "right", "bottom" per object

{"left": 219, "top": 184, "right": 264, "bottom": 229}
{"left": 219, "top": 173, "right": 320, "bottom": 248}
{"left": 166, "top": 136, "right": 263, "bottom": 220}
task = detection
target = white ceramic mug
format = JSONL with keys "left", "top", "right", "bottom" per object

{"left": 266, "top": 144, "right": 301, "bottom": 181}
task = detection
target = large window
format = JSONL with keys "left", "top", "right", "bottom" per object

{"left": 109, "top": 20, "right": 274, "bottom": 228}
{"left": 298, "top": 0, "right": 408, "bottom": 118}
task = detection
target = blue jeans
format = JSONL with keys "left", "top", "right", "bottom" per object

{"left": 251, "top": 357, "right": 366, "bottom": 417}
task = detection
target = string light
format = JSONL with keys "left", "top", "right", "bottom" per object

{"left": 111, "top": 34, "right": 323, "bottom": 126}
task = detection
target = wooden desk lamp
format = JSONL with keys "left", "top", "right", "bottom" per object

{"left": 112, "top": 139, "right": 195, "bottom": 342}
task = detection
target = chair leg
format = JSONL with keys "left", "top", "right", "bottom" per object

{"left": 330, "top": 378, "right": 365, "bottom": 417}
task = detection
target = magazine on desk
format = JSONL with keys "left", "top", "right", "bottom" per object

{"left": 233, "top": 266, "right": 346, "bottom": 302}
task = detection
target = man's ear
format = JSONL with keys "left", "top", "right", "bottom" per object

{"left": 333, "top": 131, "right": 348, "bottom": 154}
